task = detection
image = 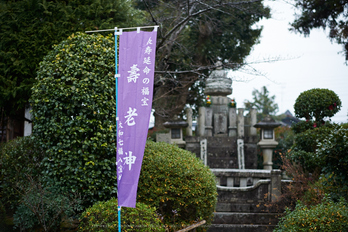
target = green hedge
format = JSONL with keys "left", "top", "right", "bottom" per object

{"left": 275, "top": 196, "right": 348, "bottom": 231}
{"left": 30, "top": 32, "right": 116, "bottom": 206}
{"left": 79, "top": 198, "right": 164, "bottom": 232}
{"left": 137, "top": 141, "right": 217, "bottom": 231}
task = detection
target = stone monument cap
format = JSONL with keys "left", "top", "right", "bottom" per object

{"left": 204, "top": 62, "right": 232, "bottom": 96}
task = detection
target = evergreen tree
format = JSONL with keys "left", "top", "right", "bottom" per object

{"left": 244, "top": 86, "right": 279, "bottom": 121}
{"left": 135, "top": 0, "right": 270, "bottom": 127}
{"left": 291, "top": 0, "right": 348, "bottom": 61}
{"left": 0, "top": 0, "right": 145, "bottom": 117}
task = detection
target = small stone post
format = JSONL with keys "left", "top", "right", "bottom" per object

{"left": 249, "top": 108, "right": 257, "bottom": 136}
{"left": 237, "top": 108, "right": 244, "bottom": 138}
{"left": 205, "top": 108, "right": 213, "bottom": 136}
{"left": 185, "top": 107, "right": 193, "bottom": 136}
{"left": 228, "top": 107, "right": 237, "bottom": 137}
{"left": 197, "top": 107, "right": 206, "bottom": 136}
{"left": 271, "top": 169, "right": 282, "bottom": 202}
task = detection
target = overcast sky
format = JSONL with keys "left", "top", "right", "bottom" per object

{"left": 229, "top": 0, "right": 348, "bottom": 123}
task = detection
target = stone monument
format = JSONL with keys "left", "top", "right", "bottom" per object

{"left": 185, "top": 64, "right": 258, "bottom": 169}
{"left": 157, "top": 65, "right": 285, "bottom": 231}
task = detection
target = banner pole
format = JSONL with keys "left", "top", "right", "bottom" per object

{"left": 115, "top": 27, "right": 119, "bottom": 129}
{"left": 115, "top": 27, "right": 122, "bottom": 232}
{"left": 85, "top": 25, "right": 158, "bottom": 33}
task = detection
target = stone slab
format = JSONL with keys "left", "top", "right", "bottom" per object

{"left": 207, "top": 224, "right": 276, "bottom": 232}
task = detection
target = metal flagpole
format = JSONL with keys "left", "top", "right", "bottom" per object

{"left": 86, "top": 25, "right": 159, "bottom": 232}
{"left": 85, "top": 25, "right": 158, "bottom": 33}
{"left": 114, "top": 27, "right": 122, "bottom": 232}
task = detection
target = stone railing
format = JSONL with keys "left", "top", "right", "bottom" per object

{"left": 209, "top": 169, "right": 285, "bottom": 231}
{"left": 212, "top": 169, "right": 282, "bottom": 203}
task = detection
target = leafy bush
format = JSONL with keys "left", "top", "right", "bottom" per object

{"left": 273, "top": 126, "right": 294, "bottom": 169}
{"left": 288, "top": 150, "right": 321, "bottom": 174}
{"left": 317, "top": 126, "right": 348, "bottom": 181}
{"left": 279, "top": 153, "right": 320, "bottom": 210}
{"left": 293, "top": 124, "right": 334, "bottom": 152}
{"left": 287, "top": 124, "right": 348, "bottom": 196}
{"left": 294, "top": 88, "right": 341, "bottom": 122}
{"left": 291, "top": 120, "right": 315, "bottom": 134}
{"left": 137, "top": 141, "right": 217, "bottom": 231}
{"left": 289, "top": 123, "right": 338, "bottom": 173}
{"left": 0, "top": 136, "right": 45, "bottom": 207}
{"left": 79, "top": 198, "right": 164, "bottom": 232}
{"left": 317, "top": 126, "right": 348, "bottom": 199}
{"left": 301, "top": 173, "right": 347, "bottom": 205}
{"left": 30, "top": 32, "right": 116, "bottom": 206}
{"left": 275, "top": 196, "right": 348, "bottom": 232}
{"left": 13, "top": 177, "right": 82, "bottom": 232}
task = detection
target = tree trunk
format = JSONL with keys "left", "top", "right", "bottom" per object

{"left": 153, "top": 80, "right": 191, "bottom": 129}
{"left": 6, "top": 116, "right": 13, "bottom": 142}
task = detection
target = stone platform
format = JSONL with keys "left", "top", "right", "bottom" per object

{"left": 206, "top": 169, "right": 285, "bottom": 232}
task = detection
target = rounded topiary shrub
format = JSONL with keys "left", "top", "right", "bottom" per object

{"left": 275, "top": 196, "right": 348, "bottom": 232}
{"left": 294, "top": 88, "right": 341, "bottom": 122}
{"left": 30, "top": 32, "right": 116, "bottom": 206}
{"left": 291, "top": 120, "right": 315, "bottom": 134}
{"left": 79, "top": 198, "right": 164, "bottom": 232}
{"left": 137, "top": 141, "right": 217, "bottom": 232}
{"left": 0, "top": 136, "right": 45, "bottom": 207}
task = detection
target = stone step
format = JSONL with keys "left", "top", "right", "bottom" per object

{"left": 216, "top": 202, "right": 284, "bottom": 213}
{"left": 207, "top": 224, "right": 276, "bottom": 232}
{"left": 213, "top": 212, "right": 282, "bottom": 225}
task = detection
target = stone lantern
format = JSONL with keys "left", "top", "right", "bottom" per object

{"left": 163, "top": 120, "right": 188, "bottom": 148}
{"left": 254, "top": 115, "right": 281, "bottom": 170}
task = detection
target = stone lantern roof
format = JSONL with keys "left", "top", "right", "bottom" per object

{"left": 163, "top": 120, "right": 188, "bottom": 128}
{"left": 254, "top": 115, "right": 281, "bottom": 129}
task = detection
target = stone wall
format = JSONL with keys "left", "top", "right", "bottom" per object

{"left": 212, "top": 169, "right": 281, "bottom": 199}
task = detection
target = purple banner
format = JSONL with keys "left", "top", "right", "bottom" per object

{"left": 117, "top": 29, "right": 157, "bottom": 208}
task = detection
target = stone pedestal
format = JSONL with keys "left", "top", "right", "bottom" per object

{"left": 262, "top": 148, "right": 274, "bottom": 170}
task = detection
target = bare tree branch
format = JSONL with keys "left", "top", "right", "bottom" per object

{"left": 156, "top": 0, "right": 264, "bottom": 50}
{"left": 142, "top": 0, "right": 271, "bottom": 126}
